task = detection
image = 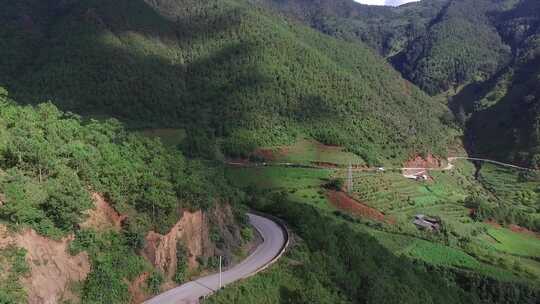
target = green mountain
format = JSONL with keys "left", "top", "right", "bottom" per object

{"left": 455, "top": 0, "right": 540, "bottom": 167}
{"left": 0, "top": 0, "right": 454, "bottom": 164}
{"left": 260, "top": 0, "right": 514, "bottom": 95}
{"left": 1, "top": 1, "right": 540, "bottom": 303}
{"left": 0, "top": 88, "right": 247, "bottom": 302}
{"left": 260, "top": 0, "right": 540, "bottom": 166}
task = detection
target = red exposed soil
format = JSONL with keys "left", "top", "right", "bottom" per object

{"left": 327, "top": 190, "right": 394, "bottom": 224}
{"left": 311, "top": 161, "right": 340, "bottom": 168}
{"left": 508, "top": 224, "right": 540, "bottom": 239}
{"left": 129, "top": 272, "right": 150, "bottom": 304}
{"left": 143, "top": 210, "right": 210, "bottom": 280}
{"left": 403, "top": 154, "right": 444, "bottom": 176}
{"left": 81, "top": 193, "right": 126, "bottom": 231}
{"left": 484, "top": 220, "right": 540, "bottom": 239}
{"left": 252, "top": 148, "right": 278, "bottom": 161}
{"left": 0, "top": 225, "right": 91, "bottom": 304}
{"left": 404, "top": 154, "right": 442, "bottom": 169}
{"left": 485, "top": 219, "right": 502, "bottom": 228}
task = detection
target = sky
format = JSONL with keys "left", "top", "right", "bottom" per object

{"left": 354, "top": 0, "right": 420, "bottom": 6}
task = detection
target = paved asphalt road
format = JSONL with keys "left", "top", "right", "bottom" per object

{"left": 144, "top": 213, "right": 286, "bottom": 304}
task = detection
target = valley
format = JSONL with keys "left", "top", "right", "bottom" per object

{"left": 214, "top": 141, "right": 540, "bottom": 302}
{"left": 0, "top": 0, "right": 539, "bottom": 303}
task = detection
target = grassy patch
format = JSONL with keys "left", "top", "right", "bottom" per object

{"left": 487, "top": 228, "right": 540, "bottom": 258}
{"left": 0, "top": 246, "right": 29, "bottom": 303}
{"left": 265, "top": 138, "right": 365, "bottom": 165}
{"left": 227, "top": 166, "right": 335, "bottom": 213}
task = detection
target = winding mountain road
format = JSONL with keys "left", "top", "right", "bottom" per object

{"left": 144, "top": 213, "right": 287, "bottom": 304}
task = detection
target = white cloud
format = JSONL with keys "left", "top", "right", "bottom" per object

{"left": 354, "top": 0, "right": 420, "bottom": 6}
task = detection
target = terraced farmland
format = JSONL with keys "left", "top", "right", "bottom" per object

{"left": 347, "top": 161, "right": 477, "bottom": 214}
{"left": 226, "top": 153, "right": 540, "bottom": 285}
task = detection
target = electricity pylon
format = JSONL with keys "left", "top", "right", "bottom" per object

{"left": 346, "top": 163, "right": 353, "bottom": 194}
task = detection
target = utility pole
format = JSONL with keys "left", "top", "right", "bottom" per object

{"left": 347, "top": 163, "right": 353, "bottom": 194}
{"left": 219, "top": 255, "right": 222, "bottom": 289}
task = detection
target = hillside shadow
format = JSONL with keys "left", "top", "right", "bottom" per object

{"left": 5, "top": 0, "right": 269, "bottom": 134}
{"left": 451, "top": 54, "right": 540, "bottom": 164}
{"left": 447, "top": 60, "right": 514, "bottom": 157}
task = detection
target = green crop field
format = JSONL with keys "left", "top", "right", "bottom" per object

{"left": 477, "top": 165, "right": 540, "bottom": 215}
{"left": 226, "top": 157, "right": 540, "bottom": 286}
{"left": 343, "top": 161, "right": 477, "bottom": 214}
{"left": 261, "top": 138, "right": 365, "bottom": 166}
{"left": 226, "top": 166, "right": 333, "bottom": 210}
{"left": 487, "top": 228, "right": 540, "bottom": 258}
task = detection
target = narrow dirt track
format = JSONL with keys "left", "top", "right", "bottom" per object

{"left": 226, "top": 156, "right": 537, "bottom": 172}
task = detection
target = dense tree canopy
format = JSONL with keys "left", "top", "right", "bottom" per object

{"left": 0, "top": 89, "right": 235, "bottom": 237}
{"left": 261, "top": 0, "right": 513, "bottom": 94}
{"left": 261, "top": 0, "right": 540, "bottom": 166}
{"left": 0, "top": 0, "right": 454, "bottom": 163}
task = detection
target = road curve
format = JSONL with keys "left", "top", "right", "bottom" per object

{"left": 144, "top": 213, "right": 286, "bottom": 304}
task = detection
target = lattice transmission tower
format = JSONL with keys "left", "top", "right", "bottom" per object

{"left": 346, "top": 163, "right": 353, "bottom": 194}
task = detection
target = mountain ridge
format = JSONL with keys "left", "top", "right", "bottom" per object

{"left": 0, "top": 0, "right": 455, "bottom": 164}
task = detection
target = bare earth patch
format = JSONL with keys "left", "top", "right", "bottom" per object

{"left": 252, "top": 148, "right": 279, "bottom": 161}
{"left": 327, "top": 190, "right": 394, "bottom": 224}
{"left": 0, "top": 226, "right": 90, "bottom": 304}
{"left": 143, "top": 210, "right": 212, "bottom": 283}
{"left": 508, "top": 224, "right": 540, "bottom": 239}
{"left": 129, "top": 272, "right": 151, "bottom": 304}
{"left": 485, "top": 219, "right": 502, "bottom": 228}
{"left": 403, "top": 153, "right": 443, "bottom": 176}
{"left": 80, "top": 193, "right": 126, "bottom": 231}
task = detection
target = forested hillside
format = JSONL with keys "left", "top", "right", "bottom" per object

{"left": 256, "top": 0, "right": 446, "bottom": 59}
{"left": 261, "top": 0, "right": 514, "bottom": 95}
{"left": 1, "top": 0, "right": 540, "bottom": 303}
{"left": 0, "top": 0, "right": 454, "bottom": 163}
{"left": 456, "top": 0, "right": 540, "bottom": 167}
{"left": 0, "top": 88, "right": 248, "bottom": 303}
{"left": 0, "top": 87, "right": 235, "bottom": 237}
{"left": 261, "top": 0, "right": 540, "bottom": 166}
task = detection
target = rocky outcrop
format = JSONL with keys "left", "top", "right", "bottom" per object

{"left": 143, "top": 209, "right": 211, "bottom": 280}
{"left": 142, "top": 203, "right": 243, "bottom": 281}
